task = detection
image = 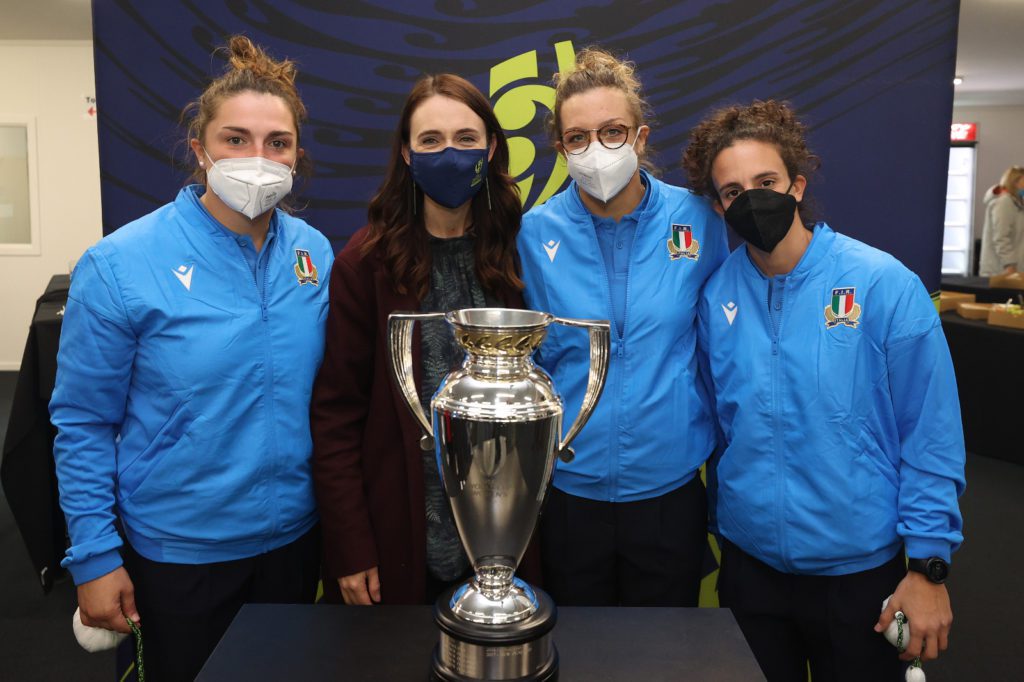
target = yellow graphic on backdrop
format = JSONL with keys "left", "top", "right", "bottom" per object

{"left": 489, "top": 41, "right": 576, "bottom": 208}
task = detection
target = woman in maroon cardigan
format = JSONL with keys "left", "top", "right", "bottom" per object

{"left": 310, "top": 74, "right": 527, "bottom": 605}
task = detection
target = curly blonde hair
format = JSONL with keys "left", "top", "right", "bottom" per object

{"left": 180, "top": 36, "right": 311, "bottom": 209}
{"left": 682, "top": 100, "right": 819, "bottom": 222}
{"left": 550, "top": 47, "right": 654, "bottom": 165}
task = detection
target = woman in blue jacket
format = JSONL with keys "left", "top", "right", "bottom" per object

{"left": 684, "top": 100, "right": 965, "bottom": 681}
{"left": 517, "top": 47, "right": 728, "bottom": 606}
{"left": 49, "top": 37, "right": 333, "bottom": 680}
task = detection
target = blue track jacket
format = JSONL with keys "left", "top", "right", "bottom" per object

{"left": 50, "top": 186, "right": 333, "bottom": 584}
{"left": 698, "top": 224, "right": 965, "bottom": 575}
{"left": 518, "top": 172, "right": 728, "bottom": 501}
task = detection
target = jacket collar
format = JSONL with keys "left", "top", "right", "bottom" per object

{"left": 741, "top": 222, "right": 835, "bottom": 282}
{"left": 175, "top": 184, "right": 280, "bottom": 245}
{"left": 563, "top": 169, "right": 662, "bottom": 226}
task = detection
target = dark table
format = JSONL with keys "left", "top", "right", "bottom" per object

{"left": 197, "top": 604, "right": 765, "bottom": 681}
{"left": 940, "top": 275, "right": 1024, "bottom": 304}
{"left": 940, "top": 311, "right": 1024, "bottom": 464}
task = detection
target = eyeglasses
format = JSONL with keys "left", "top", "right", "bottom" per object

{"left": 560, "top": 123, "right": 634, "bottom": 155}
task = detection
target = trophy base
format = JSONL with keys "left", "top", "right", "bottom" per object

{"left": 430, "top": 583, "right": 558, "bottom": 681}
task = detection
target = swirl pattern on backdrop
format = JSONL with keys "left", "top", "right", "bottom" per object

{"left": 92, "top": 0, "right": 958, "bottom": 290}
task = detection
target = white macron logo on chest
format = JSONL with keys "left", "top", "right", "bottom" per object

{"left": 543, "top": 239, "right": 560, "bottom": 263}
{"left": 173, "top": 264, "right": 194, "bottom": 291}
{"left": 722, "top": 301, "right": 738, "bottom": 326}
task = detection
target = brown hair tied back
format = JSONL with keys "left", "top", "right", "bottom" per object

{"left": 682, "top": 100, "right": 820, "bottom": 224}
{"left": 181, "top": 35, "right": 311, "bottom": 211}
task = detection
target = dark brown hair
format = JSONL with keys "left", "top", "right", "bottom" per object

{"left": 361, "top": 73, "right": 524, "bottom": 299}
{"left": 549, "top": 46, "right": 655, "bottom": 168}
{"left": 180, "top": 35, "right": 312, "bottom": 211}
{"left": 682, "top": 100, "right": 820, "bottom": 223}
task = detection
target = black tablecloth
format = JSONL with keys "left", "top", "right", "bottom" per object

{"left": 1, "top": 274, "right": 70, "bottom": 592}
{"left": 940, "top": 275, "right": 1024, "bottom": 304}
{"left": 197, "top": 604, "right": 765, "bottom": 681}
{"left": 940, "top": 311, "right": 1024, "bottom": 464}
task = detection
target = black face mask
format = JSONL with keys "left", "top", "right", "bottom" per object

{"left": 723, "top": 187, "right": 798, "bottom": 253}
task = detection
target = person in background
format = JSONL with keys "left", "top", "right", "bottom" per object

{"left": 516, "top": 47, "right": 728, "bottom": 607}
{"left": 310, "top": 73, "right": 530, "bottom": 606}
{"left": 685, "top": 99, "right": 965, "bottom": 681}
{"left": 978, "top": 164, "right": 1024, "bottom": 276}
{"left": 49, "top": 36, "right": 332, "bottom": 681}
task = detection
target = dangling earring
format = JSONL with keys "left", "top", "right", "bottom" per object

{"left": 486, "top": 176, "right": 492, "bottom": 211}
{"left": 410, "top": 177, "right": 417, "bottom": 215}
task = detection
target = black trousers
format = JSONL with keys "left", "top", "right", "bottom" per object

{"left": 123, "top": 526, "right": 320, "bottom": 682}
{"left": 718, "top": 539, "right": 906, "bottom": 682}
{"left": 539, "top": 475, "right": 708, "bottom": 606}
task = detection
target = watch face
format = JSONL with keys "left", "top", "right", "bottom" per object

{"left": 927, "top": 558, "right": 949, "bottom": 582}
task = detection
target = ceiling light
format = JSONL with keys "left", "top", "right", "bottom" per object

{"left": 953, "top": 76, "right": 964, "bottom": 85}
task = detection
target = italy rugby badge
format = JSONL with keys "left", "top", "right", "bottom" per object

{"left": 667, "top": 224, "right": 699, "bottom": 261}
{"left": 294, "top": 249, "right": 319, "bottom": 286}
{"left": 824, "top": 287, "right": 861, "bottom": 328}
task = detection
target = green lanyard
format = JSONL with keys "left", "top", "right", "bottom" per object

{"left": 125, "top": 616, "right": 145, "bottom": 682}
{"left": 894, "top": 612, "right": 923, "bottom": 676}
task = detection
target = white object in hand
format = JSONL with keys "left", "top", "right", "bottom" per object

{"left": 905, "top": 667, "right": 927, "bottom": 682}
{"left": 72, "top": 607, "right": 127, "bottom": 652}
{"left": 880, "top": 595, "right": 909, "bottom": 650}
{"left": 880, "top": 596, "right": 927, "bottom": 682}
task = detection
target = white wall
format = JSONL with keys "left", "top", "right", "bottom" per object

{"left": 951, "top": 104, "right": 1024, "bottom": 241}
{"left": 0, "top": 41, "right": 101, "bottom": 370}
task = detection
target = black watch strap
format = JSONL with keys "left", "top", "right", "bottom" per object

{"left": 908, "top": 556, "right": 949, "bottom": 584}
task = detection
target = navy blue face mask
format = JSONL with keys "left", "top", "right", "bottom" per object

{"left": 409, "top": 147, "right": 488, "bottom": 209}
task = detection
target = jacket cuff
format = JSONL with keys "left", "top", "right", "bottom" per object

{"left": 904, "top": 538, "right": 952, "bottom": 564}
{"left": 65, "top": 549, "right": 124, "bottom": 586}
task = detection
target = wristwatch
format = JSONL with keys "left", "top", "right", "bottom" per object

{"left": 908, "top": 557, "right": 949, "bottom": 584}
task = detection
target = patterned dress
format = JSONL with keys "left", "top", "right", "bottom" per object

{"left": 416, "top": 234, "right": 498, "bottom": 581}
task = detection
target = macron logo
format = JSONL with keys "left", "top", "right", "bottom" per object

{"left": 722, "top": 301, "right": 738, "bottom": 326}
{"left": 543, "top": 239, "right": 560, "bottom": 263}
{"left": 173, "top": 264, "right": 194, "bottom": 291}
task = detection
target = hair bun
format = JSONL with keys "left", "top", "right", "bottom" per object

{"left": 575, "top": 48, "right": 636, "bottom": 81}
{"left": 226, "top": 35, "right": 297, "bottom": 86}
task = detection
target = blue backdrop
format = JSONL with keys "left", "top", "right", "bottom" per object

{"left": 92, "top": 0, "right": 959, "bottom": 291}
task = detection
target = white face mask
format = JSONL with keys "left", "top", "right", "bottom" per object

{"left": 203, "top": 149, "right": 294, "bottom": 220}
{"left": 565, "top": 127, "right": 645, "bottom": 203}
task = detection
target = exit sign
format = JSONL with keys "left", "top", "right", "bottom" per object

{"left": 950, "top": 123, "right": 977, "bottom": 142}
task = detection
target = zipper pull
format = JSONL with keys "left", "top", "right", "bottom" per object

{"left": 617, "top": 342, "right": 625, "bottom": 359}
{"left": 771, "top": 338, "right": 778, "bottom": 356}
{"left": 261, "top": 303, "right": 268, "bottom": 321}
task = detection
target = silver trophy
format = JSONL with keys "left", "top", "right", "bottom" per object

{"left": 388, "top": 308, "right": 610, "bottom": 682}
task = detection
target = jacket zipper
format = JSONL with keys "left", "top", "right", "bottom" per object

{"left": 259, "top": 247, "right": 279, "bottom": 539}
{"left": 613, "top": 216, "right": 644, "bottom": 502}
{"left": 235, "top": 237, "right": 278, "bottom": 541}
{"left": 594, "top": 227, "right": 621, "bottom": 502}
{"left": 767, "top": 277, "right": 791, "bottom": 572}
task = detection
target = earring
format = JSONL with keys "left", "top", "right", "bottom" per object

{"left": 410, "top": 178, "right": 417, "bottom": 216}
{"left": 199, "top": 161, "right": 205, "bottom": 168}
{"left": 486, "top": 176, "right": 492, "bottom": 211}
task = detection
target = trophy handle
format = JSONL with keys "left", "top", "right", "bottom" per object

{"left": 552, "top": 317, "right": 611, "bottom": 462}
{"left": 387, "top": 311, "right": 446, "bottom": 449}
